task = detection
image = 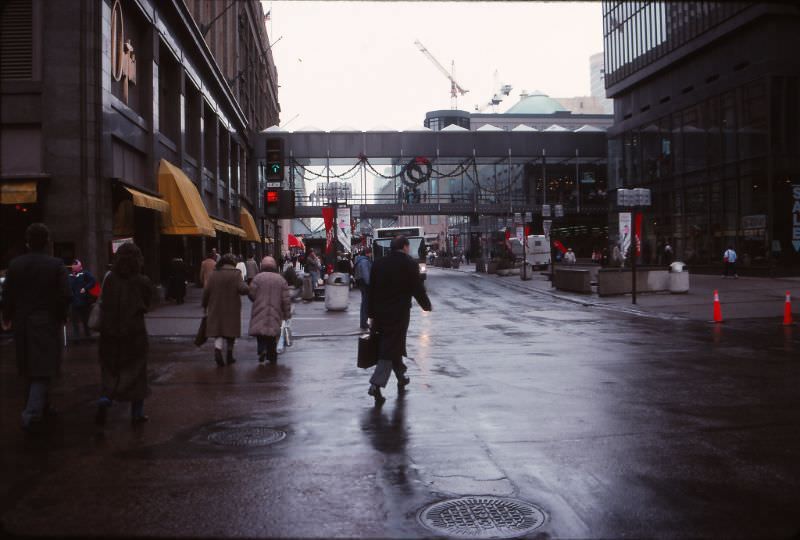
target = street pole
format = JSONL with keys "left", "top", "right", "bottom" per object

{"left": 631, "top": 209, "right": 637, "bottom": 305}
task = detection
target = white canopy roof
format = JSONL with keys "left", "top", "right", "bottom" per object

{"left": 476, "top": 124, "right": 504, "bottom": 132}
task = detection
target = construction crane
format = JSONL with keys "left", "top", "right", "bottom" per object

{"left": 414, "top": 39, "right": 468, "bottom": 110}
{"left": 475, "top": 71, "right": 513, "bottom": 113}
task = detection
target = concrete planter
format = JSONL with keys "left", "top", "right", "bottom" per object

{"left": 597, "top": 268, "right": 670, "bottom": 296}
{"left": 487, "top": 262, "right": 498, "bottom": 274}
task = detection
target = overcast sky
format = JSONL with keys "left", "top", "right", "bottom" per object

{"left": 262, "top": 1, "right": 603, "bottom": 130}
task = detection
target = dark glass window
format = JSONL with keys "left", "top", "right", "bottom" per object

{"left": 158, "top": 41, "right": 180, "bottom": 144}
{"left": 185, "top": 82, "right": 201, "bottom": 159}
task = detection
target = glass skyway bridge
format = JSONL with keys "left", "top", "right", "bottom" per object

{"left": 255, "top": 128, "right": 609, "bottom": 220}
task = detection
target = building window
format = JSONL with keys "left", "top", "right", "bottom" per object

{"left": 158, "top": 41, "right": 180, "bottom": 143}
{"left": 184, "top": 81, "right": 201, "bottom": 159}
{"left": 203, "top": 101, "right": 217, "bottom": 174}
{"left": 0, "top": 0, "right": 34, "bottom": 80}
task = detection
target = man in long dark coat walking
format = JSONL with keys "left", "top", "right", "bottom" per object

{"left": 1, "top": 223, "right": 72, "bottom": 431}
{"left": 367, "top": 236, "right": 432, "bottom": 406}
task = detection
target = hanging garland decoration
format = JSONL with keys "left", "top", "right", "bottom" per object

{"left": 291, "top": 158, "right": 363, "bottom": 180}
{"left": 363, "top": 158, "right": 407, "bottom": 180}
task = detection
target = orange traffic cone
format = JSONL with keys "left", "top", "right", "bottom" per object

{"left": 782, "top": 291, "right": 793, "bottom": 326}
{"left": 712, "top": 289, "right": 723, "bottom": 323}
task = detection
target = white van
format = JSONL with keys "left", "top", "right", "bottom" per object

{"left": 507, "top": 235, "right": 551, "bottom": 269}
{"left": 525, "top": 235, "right": 551, "bottom": 269}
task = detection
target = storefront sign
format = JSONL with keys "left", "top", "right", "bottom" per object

{"left": 111, "top": 0, "right": 137, "bottom": 104}
{"left": 793, "top": 185, "right": 800, "bottom": 252}
{"left": 742, "top": 214, "right": 766, "bottom": 241}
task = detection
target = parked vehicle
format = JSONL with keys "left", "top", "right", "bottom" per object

{"left": 509, "top": 234, "right": 550, "bottom": 269}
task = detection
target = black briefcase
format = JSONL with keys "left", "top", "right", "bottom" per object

{"left": 194, "top": 316, "right": 208, "bottom": 347}
{"left": 357, "top": 331, "right": 379, "bottom": 369}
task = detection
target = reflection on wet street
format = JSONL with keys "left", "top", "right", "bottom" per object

{"left": 2, "top": 268, "right": 800, "bottom": 538}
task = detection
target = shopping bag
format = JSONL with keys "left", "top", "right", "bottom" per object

{"left": 194, "top": 316, "right": 207, "bottom": 347}
{"left": 283, "top": 319, "right": 292, "bottom": 348}
{"left": 357, "top": 331, "right": 379, "bottom": 369}
{"left": 88, "top": 282, "right": 102, "bottom": 299}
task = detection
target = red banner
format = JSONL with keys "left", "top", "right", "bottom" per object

{"left": 635, "top": 212, "right": 643, "bottom": 256}
{"left": 322, "top": 206, "right": 335, "bottom": 254}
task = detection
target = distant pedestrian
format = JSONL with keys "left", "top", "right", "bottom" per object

{"left": 723, "top": 246, "right": 738, "bottom": 278}
{"left": 68, "top": 259, "right": 97, "bottom": 340}
{"left": 202, "top": 253, "right": 250, "bottom": 366}
{"left": 563, "top": 248, "right": 576, "bottom": 265}
{"left": 244, "top": 254, "right": 259, "bottom": 285}
{"left": 305, "top": 250, "right": 321, "bottom": 287}
{"left": 367, "top": 236, "right": 432, "bottom": 406}
{"left": 199, "top": 252, "right": 216, "bottom": 288}
{"left": 247, "top": 256, "right": 291, "bottom": 364}
{"left": 95, "top": 242, "right": 154, "bottom": 426}
{"left": 235, "top": 255, "right": 247, "bottom": 281}
{"left": 2, "top": 224, "right": 72, "bottom": 432}
{"left": 664, "top": 242, "right": 674, "bottom": 265}
{"left": 166, "top": 256, "right": 187, "bottom": 304}
{"left": 353, "top": 248, "right": 373, "bottom": 330}
{"left": 211, "top": 248, "right": 220, "bottom": 262}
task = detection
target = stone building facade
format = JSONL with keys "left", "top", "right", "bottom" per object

{"left": 0, "top": 0, "right": 279, "bottom": 284}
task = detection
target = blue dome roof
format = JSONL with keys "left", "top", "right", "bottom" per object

{"left": 504, "top": 91, "right": 568, "bottom": 115}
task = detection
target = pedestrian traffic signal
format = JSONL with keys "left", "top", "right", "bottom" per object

{"left": 265, "top": 137, "right": 285, "bottom": 183}
{"left": 264, "top": 188, "right": 295, "bottom": 218}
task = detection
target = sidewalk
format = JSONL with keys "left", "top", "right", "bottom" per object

{"left": 447, "top": 263, "right": 800, "bottom": 321}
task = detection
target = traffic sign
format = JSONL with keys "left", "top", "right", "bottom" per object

{"left": 266, "top": 182, "right": 281, "bottom": 188}
{"left": 543, "top": 219, "right": 552, "bottom": 236}
{"left": 542, "top": 204, "right": 551, "bottom": 217}
{"left": 555, "top": 204, "right": 563, "bottom": 218}
{"left": 524, "top": 212, "right": 532, "bottom": 222}
{"left": 516, "top": 226, "right": 524, "bottom": 243}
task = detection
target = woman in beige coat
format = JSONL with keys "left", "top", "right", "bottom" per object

{"left": 202, "top": 253, "right": 249, "bottom": 366}
{"left": 248, "top": 256, "right": 292, "bottom": 363}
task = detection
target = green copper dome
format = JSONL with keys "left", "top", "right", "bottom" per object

{"left": 504, "top": 90, "right": 568, "bottom": 115}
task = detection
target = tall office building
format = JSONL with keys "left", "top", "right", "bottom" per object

{"left": 603, "top": 2, "right": 800, "bottom": 273}
{"left": 589, "top": 51, "right": 613, "bottom": 114}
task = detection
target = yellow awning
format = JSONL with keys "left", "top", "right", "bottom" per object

{"left": 157, "top": 160, "right": 215, "bottom": 237}
{"left": 211, "top": 218, "right": 246, "bottom": 238}
{"left": 125, "top": 187, "right": 169, "bottom": 213}
{"left": 0, "top": 181, "right": 37, "bottom": 204}
{"left": 239, "top": 208, "right": 262, "bottom": 243}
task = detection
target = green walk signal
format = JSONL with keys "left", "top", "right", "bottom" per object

{"left": 271, "top": 163, "right": 281, "bottom": 174}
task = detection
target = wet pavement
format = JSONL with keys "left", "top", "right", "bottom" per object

{"left": 2, "top": 268, "right": 800, "bottom": 539}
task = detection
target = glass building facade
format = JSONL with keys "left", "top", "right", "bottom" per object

{"left": 603, "top": 2, "right": 800, "bottom": 273}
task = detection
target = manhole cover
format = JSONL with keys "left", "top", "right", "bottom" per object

{"left": 207, "top": 427, "right": 286, "bottom": 447}
{"left": 418, "top": 496, "right": 546, "bottom": 538}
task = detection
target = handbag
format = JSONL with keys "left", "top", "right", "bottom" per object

{"left": 88, "top": 301, "right": 102, "bottom": 331}
{"left": 357, "top": 330, "right": 379, "bottom": 369}
{"left": 88, "top": 282, "right": 102, "bottom": 298}
{"left": 194, "top": 316, "right": 208, "bottom": 347}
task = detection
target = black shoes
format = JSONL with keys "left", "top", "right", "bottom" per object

{"left": 398, "top": 376, "right": 410, "bottom": 394}
{"left": 226, "top": 351, "right": 236, "bottom": 365}
{"left": 214, "top": 349, "right": 225, "bottom": 367}
{"left": 368, "top": 384, "right": 386, "bottom": 406}
{"left": 258, "top": 352, "right": 266, "bottom": 363}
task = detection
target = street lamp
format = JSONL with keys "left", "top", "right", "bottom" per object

{"left": 616, "top": 188, "right": 652, "bottom": 304}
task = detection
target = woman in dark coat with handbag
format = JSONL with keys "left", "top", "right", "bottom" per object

{"left": 95, "top": 242, "right": 154, "bottom": 425}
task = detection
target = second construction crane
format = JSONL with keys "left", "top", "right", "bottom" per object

{"left": 414, "top": 39, "right": 468, "bottom": 110}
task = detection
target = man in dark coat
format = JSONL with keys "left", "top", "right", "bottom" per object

{"left": 1, "top": 223, "right": 72, "bottom": 431}
{"left": 367, "top": 236, "right": 432, "bottom": 405}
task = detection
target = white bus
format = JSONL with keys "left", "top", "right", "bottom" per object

{"left": 372, "top": 226, "right": 428, "bottom": 280}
